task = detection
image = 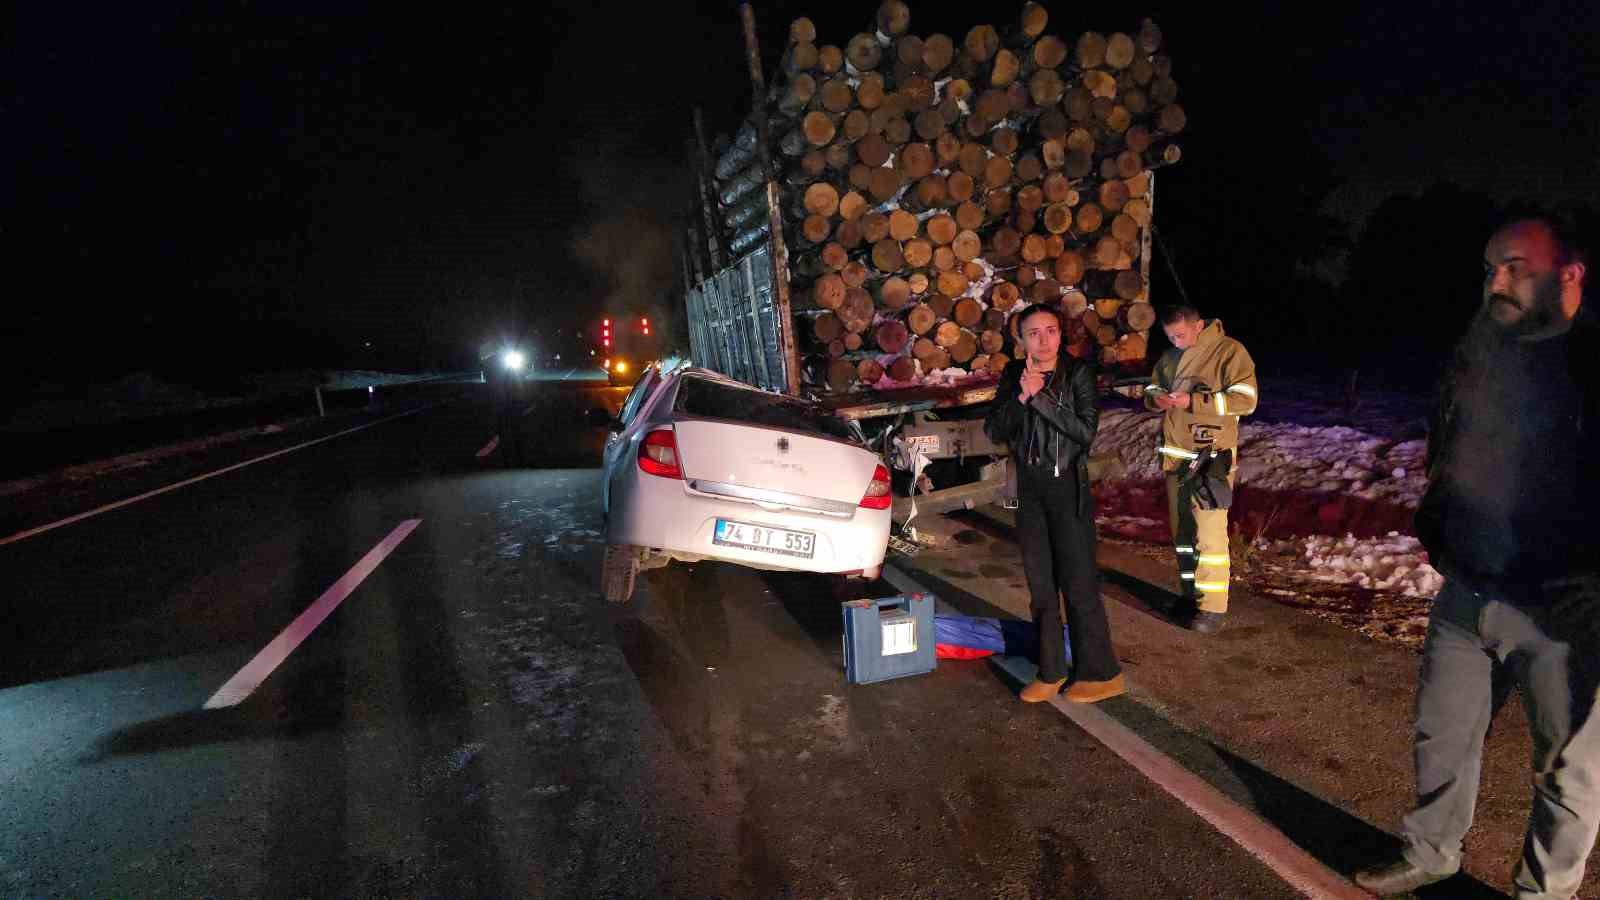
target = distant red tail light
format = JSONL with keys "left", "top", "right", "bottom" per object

{"left": 638, "top": 428, "right": 683, "bottom": 479}
{"left": 859, "top": 464, "right": 892, "bottom": 509}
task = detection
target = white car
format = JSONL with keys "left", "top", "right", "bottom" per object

{"left": 592, "top": 366, "right": 892, "bottom": 603}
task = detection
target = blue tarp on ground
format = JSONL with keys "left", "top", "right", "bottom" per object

{"left": 934, "top": 613, "right": 1071, "bottom": 664}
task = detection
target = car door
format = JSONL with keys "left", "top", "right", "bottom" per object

{"left": 601, "top": 366, "right": 663, "bottom": 513}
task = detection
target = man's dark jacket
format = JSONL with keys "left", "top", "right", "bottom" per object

{"left": 985, "top": 356, "right": 1099, "bottom": 481}
{"left": 1414, "top": 303, "right": 1600, "bottom": 594}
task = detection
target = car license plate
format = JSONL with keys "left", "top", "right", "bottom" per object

{"left": 713, "top": 519, "right": 816, "bottom": 559}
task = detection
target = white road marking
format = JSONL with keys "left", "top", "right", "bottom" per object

{"left": 882, "top": 564, "right": 1368, "bottom": 900}
{"left": 476, "top": 436, "right": 500, "bottom": 458}
{"left": 204, "top": 518, "right": 422, "bottom": 709}
{"left": 0, "top": 404, "right": 439, "bottom": 547}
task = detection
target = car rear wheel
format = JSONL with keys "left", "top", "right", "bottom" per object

{"left": 601, "top": 543, "right": 639, "bottom": 603}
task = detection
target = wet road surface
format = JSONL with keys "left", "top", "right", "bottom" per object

{"left": 4, "top": 380, "right": 1299, "bottom": 897}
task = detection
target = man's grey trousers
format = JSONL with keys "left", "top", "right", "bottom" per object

{"left": 1402, "top": 577, "right": 1600, "bottom": 899}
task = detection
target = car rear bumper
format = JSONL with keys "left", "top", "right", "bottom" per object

{"left": 609, "top": 470, "right": 890, "bottom": 575}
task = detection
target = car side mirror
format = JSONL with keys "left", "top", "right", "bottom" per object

{"left": 585, "top": 407, "right": 622, "bottom": 430}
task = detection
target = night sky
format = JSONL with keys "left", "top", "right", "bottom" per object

{"left": 8, "top": 1, "right": 1598, "bottom": 385}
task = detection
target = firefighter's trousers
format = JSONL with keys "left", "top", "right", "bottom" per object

{"left": 1165, "top": 472, "right": 1232, "bottom": 613}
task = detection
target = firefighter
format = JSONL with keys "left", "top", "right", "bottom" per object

{"left": 1143, "top": 305, "right": 1259, "bottom": 633}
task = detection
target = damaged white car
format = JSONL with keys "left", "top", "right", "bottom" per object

{"left": 590, "top": 366, "right": 892, "bottom": 603}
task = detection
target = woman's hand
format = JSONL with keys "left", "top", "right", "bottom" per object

{"left": 1020, "top": 367, "right": 1045, "bottom": 401}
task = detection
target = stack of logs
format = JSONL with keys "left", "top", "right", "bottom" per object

{"left": 705, "top": 2, "right": 1185, "bottom": 394}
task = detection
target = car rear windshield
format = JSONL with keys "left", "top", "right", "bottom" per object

{"left": 674, "top": 376, "right": 855, "bottom": 442}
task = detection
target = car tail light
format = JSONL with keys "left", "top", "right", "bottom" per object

{"left": 638, "top": 428, "right": 682, "bottom": 479}
{"left": 859, "top": 464, "right": 892, "bottom": 509}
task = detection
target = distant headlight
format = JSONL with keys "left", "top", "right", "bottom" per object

{"left": 615, "top": 361, "right": 628, "bottom": 374}
{"left": 502, "top": 350, "right": 526, "bottom": 371}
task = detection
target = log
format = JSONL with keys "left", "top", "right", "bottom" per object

{"left": 991, "top": 49, "right": 1020, "bottom": 88}
{"left": 1151, "top": 76, "right": 1179, "bottom": 107}
{"left": 926, "top": 213, "right": 958, "bottom": 246}
{"left": 879, "top": 276, "right": 912, "bottom": 310}
{"left": 1029, "top": 68, "right": 1065, "bottom": 106}
{"left": 790, "top": 17, "right": 817, "bottom": 45}
{"left": 1040, "top": 138, "right": 1066, "bottom": 170}
{"left": 877, "top": 0, "right": 912, "bottom": 38}
{"left": 1116, "top": 149, "right": 1144, "bottom": 179}
{"left": 932, "top": 245, "right": 957, "bottom": 272}
{"left": 1062, "top": 289, "right": 1089, "bottom": 318}
{"left": 1125, "top": 125, "right": 1152, "bottom": 155}
{"left": 802, "top": 214, "right": 832, "bottom": 244}
{"left": 1131, "top": 54, "right": 1155, "bottom": 86}
{"left": 1105, "top": 105, "right": 1132, "bottom": 134}
{"left": 985, "top": 187, "right": 1012, "bottom": 218}
{"left": 1045, "top": 234, "right": 1066, "bottom": 258}
{"left": 937, "top": 269, "right": 969, "bottom": 297}
{"left": 1063, "top": 86, "right": 1093, "bottom": 122}
{"left": 990, "top": 280, "right": 1021, "bottom": 308}
{"left": 799, "top": 151, "right": 829, "bottom": 180}
{"left": 1124, "top": 197, "right": 1152, "bottom": 227}
{"left": 814, "top": 273, "right": 846, "bottom": 309}
{"left": 888, "top": 209, "right": 920, "bottom": 241}
{"left": 867, "top": 166, "right": 902, "bottom": 202}
{"left": 1076, "top": 32, "right": 1109, "bottom": 69}
{"left": 1115, "top": 331, "right": 1149, "bottom": 365}
{"left": 829, "top": 339, "right": 846, "bottom": 358}
{"left": 818, "top": 44, "right": 844, "bottom": 75}
{"left": 848, "top": 162, "right": 874, "bottom": 191}
{"left": 952, "top": 230, "right": 983, "bottom": 262}
{"left": 957, "top": 142, "right": 987, "bottom": 178}
{"left": 1065, "top": 149, "right": 1094, "bottom": 179}
{"left": 714, "top": 120, "right": 758, "bottom": 182}
{"left": 723, "top": 191, "right": 767, "bottom": 232}
{"left": 803, "top": 111, "right": 836, "bottom": 147}
{"left": 1099, "top": 180, "right": 1130, "bottom": 213}
{"left": 970, "top": 354, "right": 990, "bottom": 373}
{"left": 901, "top": 75, "right": 937, "bottom": 110}
{"left": 786, "top": 42, "right": 819, "bottom": 74}
{"left": 719, "top": 163, "right": 767, "bottom": 208}
{"left": 1095, "top": 324, "right": 1119, "bottom": 346}
{"left": 987, "top": 352, "right": 1010, "bottom": 375}
{"left": 857, "top": 72, "right": 887, "bottom": 109}
{"left": 984, "top": 308, "right": 1008, "bottom": 331}
{"left": 777, "top": 73, "right": 818, "bottom": 117}
{"left": 1015, "top": 153, "right": 1043, "bottom": 184}
{"left": 1082, "top": 70, "right": 1119, "bottom": 99}
{"left": 934, "top": 320, "right": 962, "bottom": 348}
{"left": 909, "top": 173, "right": 947, "bottom": 210}
{"left": 1157, "top": 103, "right": 1187, "bottom": 135}
{"left": 923, "top": 33, "right": 955, "bottom": 75}
{"left": 841, "top": 287, "right": 876, "bottom": 332}
{"left": 861, "top": 211, "right": 890, "bottom": 243}
{"left": 1030, "top": 277, "right": 1063, "bottom": 304}
{"left": 1111, "top": 213, "right": 1140, "bottom": 247}
{"left": 1123, "top": 87, "right": 1149, "bottom": 116}
{"left": 1121, "top": 301, "right": 1156, "bottom": 331}
{"left": 804, "top": 182, "right": 840, "bottom": 217}
{"left": 1015, "top": 263, "right": 1037, "bottom": 287}
{"left": 1094, "top": 298, "right": 1124, "bottom": 321}
{"left": 872, "top": 238, "right": 906, "bottom": 272}
{"left": 841, "top": 260, "right": 870, "bottom": 288}
{"left": 980, "top": 329, "right": 1005, "bottom": 354}
{"left": 907, "top": 304, "right": 937, "bottom": 335}
{"left": 899, "top": 142, "right": 936, "bottom": 179}
{"left": 1019, "top": 2, "right": 1048, "bottom": 40}
{"left": 1139, "top": 19, "right": 1164, "bottom": 54}
{"left": 945, "top": 170, "right": 975, "bottom": 204}
{"left": 855, "top": 134, "right": 890, "bottom": 169}
{"left": 965, "top": 24, "right": 999, "bottom": 62}
{"left": 888, "top": 357, "right": 918, "bottom": 382}
{"left": 841, "top": 109, "right": 871, "bottom": 142}
{"left": 1016, "top": 184, "right": 1044, "bottom": 213}
{"left": 1105, "top": 33, "right": 1137, "bottom": 69}
{"left": 955, "top": 200, "right": 986, "bottom": 231}
{"left": 836, "top": 218, "right": 864, "bottom": 249}
{"left": 991, "top": 226, "right": 1023, "bottom": 258}
{"left": 813, "top": 312, "right": 844, "bottom": 342}
{"left": 896, "top": 34, "right": 925, "bottom": 72}
{"left": 822, "top": 241, "right": 850, "bottom": 271}
{"left": 838, "top": 190, "right": 869, "bottom": 221}
{"left": 875, "top": 319, "right": 910, "bottom": 353}
{"left": 951, "top": 329, "right": 979, "bottom": 364}
{"left": 858, "top": 358, "right": 885, "bottom": 383}
{"left": 728, "top": 223, "right": 768, "bottom": 256}
{"left": 914, "top": 108, "right": 946, "bottom": 142}
{"left": 991, "top": 127, "right": 1020, "bottom": 157}
{"left": 903, "top": 238, "right": 933, "bottom": 269}
{"left": 927, "top": 292, "right": 956, "bottom": 318}
{"left": 1114, "top": 269, "right": 1145, "bottom": 300}
{"left": 846, "top": 33, "right": 883, "bottom": 73}
{"left": 827, "top": 358, "right": 856, "bottom": 392}
{"left": 1092, "top": 236, "right": 1122, "bottom": 269}
{"left": 907, "top": 272, "right": 930, "bottom": 294}
{"left": 884, "top": 116, "right": 913, "bottom": 146}
{"left": 1074, "top": 203, "right": 1105, "bottom": 234}
{"left": 1021, "top": 233, "right": 1049, "bottom": 265}
{"left": 953, "top": 297, "right": 983, "bottom": 327}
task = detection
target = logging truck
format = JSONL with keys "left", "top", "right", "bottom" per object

{"left": 677, "top": 2, "right": 1182, "bottom": 518}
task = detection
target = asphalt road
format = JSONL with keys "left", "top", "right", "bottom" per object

{"left": 3, "top": 380, "right": 1297, "bottom": 897}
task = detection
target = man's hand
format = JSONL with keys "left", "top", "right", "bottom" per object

{"left": 1164, "top": 391, "right": 1192, "bottom": 410}
{"left": 1020, "top": 368, "right": 1045, "bottom": 401}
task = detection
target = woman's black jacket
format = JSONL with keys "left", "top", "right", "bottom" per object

{"left": 984, "top": 356, "right": 1099, "bottom": 477}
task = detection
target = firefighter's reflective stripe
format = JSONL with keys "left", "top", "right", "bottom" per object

{"left": 1226, "top": 383, "right": 1257, "bottom": 398}
{"left": 1216, "top": 393, "right": 1228, "bottom": 416}
{"left": 1194, "top": 581, "right": 1229, "bottom": 593}
{"left": 1159, "top": 445, "right": 1200, "bottom": 460}
{"left": 1175, "top": 545, "right": 1196, "bottom": 554}
{"left": 1197, "top": 554, "right": 1230, "bottom": 566}
{"left": 1180, "top": 572, "right": 1196, "bottom": 580}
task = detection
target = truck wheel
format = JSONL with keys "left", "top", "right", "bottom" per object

{"left": 601, "top": 543, "right": 639, "bottom": 604}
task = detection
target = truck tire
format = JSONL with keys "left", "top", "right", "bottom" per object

{"left": 601, "top": 543, "right": 639, "bottom": 604}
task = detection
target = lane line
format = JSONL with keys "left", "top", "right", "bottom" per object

{"left": 1, "top": 404, "right": 441, "bottom": 547}
{"left": 204, "top": 518, "right": 422, "bottom": 709}
{"left": 476, "top": 436, "right": 500, "bottom": 458}
{"left": 882, "top": 563, "right": 1366, "bottom": 900}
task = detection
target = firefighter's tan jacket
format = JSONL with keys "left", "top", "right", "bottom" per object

{"left": 1143, "top": 319, "right": 1259, "bottom": 473}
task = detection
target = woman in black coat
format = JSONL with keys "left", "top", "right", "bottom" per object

{"left": 984, "top": 304, "right": 1124, "bottom": 703}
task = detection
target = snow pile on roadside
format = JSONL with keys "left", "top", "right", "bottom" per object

{"left": 1091, "top": 407, "right": 1430, "bottom": 508}
{"left": 1255, "top": 532, "right": 1444, "bottom": 598}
